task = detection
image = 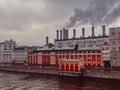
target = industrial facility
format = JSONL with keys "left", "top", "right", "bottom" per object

{"left": 26, "top": 25, "right": 111, "bottom": 74}
{"left": 0, "top": 26, "right": 120, "bottom": 75}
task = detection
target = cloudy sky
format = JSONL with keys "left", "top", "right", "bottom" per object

{"left": 0, "top": 0, "right": 120, "bottom": 46}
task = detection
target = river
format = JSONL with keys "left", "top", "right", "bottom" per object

{"left": 0, "top": 71, "right": 120, "bottom": 90}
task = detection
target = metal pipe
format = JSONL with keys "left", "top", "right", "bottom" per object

{"left": 56, "top": 30, "right": 59, "bottom": 40}
{"left": 91, "top": 27, "right": 95, "bottom": 37}
{"left": 73, "top": 29, "right": 76, "bottom": 38}
{"left": 82, "top": 28, "right": 85, "bottom": 37}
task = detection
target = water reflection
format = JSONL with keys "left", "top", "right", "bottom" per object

{"left": 0, "top": 71, "right": 120, "bottom": 90}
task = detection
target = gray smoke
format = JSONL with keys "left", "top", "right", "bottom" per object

{"left": 66, "top": 0, "right": 120, "bottom": 28}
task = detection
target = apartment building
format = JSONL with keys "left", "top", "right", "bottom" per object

{"left": 109, "top": 27, "right": 120, "bottom": 67}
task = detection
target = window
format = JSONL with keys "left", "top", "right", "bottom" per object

{"left": 102, "top": 47, "right": 109, "bottom": 51}
{"left": 85, "top": 40, "right": 93, "bottom": 45}
{"left": 118, "top": 32, "right": 120, "bottom": 35}
{"left": 96, "top": 39, "right": 105, "bottom": 44}
{"left": 112, "top": 47, "right": 116, "bottom": 51}
{"left": 119, "top": 37, "right": 120, "bottom": 39}
{"left": 88, "top": 51, "right": 91, "bottom": 53}
{"left": 112, "top": 32, "right": 115, "bottom": 35}
{"left": 75, "top": 41, "right": 82, "bottom": 46}
{"left": 97, "top": 51, "right": 100, "bottom": 53}
{"left": 118, "top": 41, "right": 120, "bottom": 46}
{"left": 66, "top": 41, "right": 73, "bottom": 47}
{"left": 112, "top": 41, "right": 116, "bottom": 45}
{"left": 83, "top": 51, "right": 86, "bottom": 53}
{"left": 111, "top": 36, "right": 116, "bottom": 39}
{"left": 58, "top": 42, "right": 64, "bottom": 46}
{"left": 97, "top": 57, "right": 100, "bottom": 60}
{"left": 103, "top": 52, "right": 110, "bottom": 55}
{"left": 9, "top": 45, "right": 12, "bottom": 50}
{"left": 4, "top": 45, "right": 7, "bottom": 50}
{"left": 66, "top": 52, "right": 69, "bottom": 54}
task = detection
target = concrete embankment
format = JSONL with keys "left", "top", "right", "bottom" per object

{"left": 84, "top": 71, "right": 120, "bottom": 80}
{"left": 0, "top": 65, "right": 120, "bottom": 80}
{"left": 0, "top": 65, "right": 59, "bottom": 75}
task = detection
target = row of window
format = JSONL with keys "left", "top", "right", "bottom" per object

{"left": 4, "top": 45, "right": 16, "bottom": 50}
{"left": 57, "top": 39, "right": 108, "bottom": 46}
{"left": 111, "top": 52, "right": 120, "bottom": 57}
{"left": 111, "top": 32, "right": 120, "bottom": 35}
{"left": 102, "top": 52, "right": 110, "bottom": 55}
{"left": 111, "top": 31, "right": 120, "bottom": 39}
{"left": 111, "top": 41, "right": 120, "bottom": 46}
{"left": 42, "top": 51, "right": 101, "bottom": 54}
{"left": 102, "top": 47, "right": 109, "bottom": 51}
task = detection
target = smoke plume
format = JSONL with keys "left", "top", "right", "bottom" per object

{"left": 66, "top": 0, "right": 120, "bottom": 28}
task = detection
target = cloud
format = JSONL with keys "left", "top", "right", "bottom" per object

{"left": 66, "top": 0, "right": 120, "bottom": 28}
{"left": 0, "top": 0, "right": 47, "bottom": 30}
{"left": 0, "top": 0, "right": 119, "bottom": 46}
{"left": 0, "top": 0, "right": 90, "bottom": 30}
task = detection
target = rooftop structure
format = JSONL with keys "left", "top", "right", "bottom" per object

{"left": 55, "top": 26, "right": 109, "bottom": 47}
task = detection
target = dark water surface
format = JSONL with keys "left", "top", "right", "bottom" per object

{"left": 0, "top": 71, "right": 120, "bottom": 90}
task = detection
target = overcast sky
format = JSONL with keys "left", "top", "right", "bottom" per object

{"left": 0, "top": 0, "right": 120, "bottom": 46}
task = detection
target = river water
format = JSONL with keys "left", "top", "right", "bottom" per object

{"left": 0, "top": 71, "right": 120, "bottom": 90}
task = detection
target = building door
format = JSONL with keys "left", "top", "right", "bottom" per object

{"left": 104, "top": 61, "right": 110, "bottom": 67}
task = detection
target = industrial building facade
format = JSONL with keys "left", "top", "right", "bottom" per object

{"left": 27, "top": 26, "right": 108, "bottom": 72}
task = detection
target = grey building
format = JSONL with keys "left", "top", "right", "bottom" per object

{"left": 13, "top": 47, "right": 28, "bottom": 64}
{"left": 0, "top": 39, "right": 17, "bottom": 63}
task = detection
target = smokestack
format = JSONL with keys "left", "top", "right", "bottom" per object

{"left": 60, "top": 30, "right": 62, "bottom": 40}
{"left": 66, "top": 29, "right": 69, "bottom": 39}
{"left": 102, "top": 25, "right": 106, "bottom": 36}
{"left": 46, "top": 36, "right": 49, "bottom": 45}
{"left": 63, "top": 28, "right": 66, "bottom": 39}
{"left": 56, "top": 30, "right": 59, "bottom": 40}
{"left": 82, "top": 28, "right": 85, "bottom": 37}
{"left": 91, "top": 27, "right": 95, "bottom": 37}
{"left": 73, "top": 29, "right": 76, "bottom": 38}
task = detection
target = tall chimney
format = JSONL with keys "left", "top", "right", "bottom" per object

{"left": 102, "top": 25, "right": 106, "bottom": 36}
{"left": 66, "top": 29, "right": 69, "bottom": 39}
{"left": 91, "top": 27, "right": 95, "bottom": 37}
{"left": 63, "top": 28, "right": 66, "bottom": 39}
{"left": 56, "top": 30, "right": 59, "bottom": 40}
{"left": 73, "top": 29, "right": 76, "bottom": 38}
{"left": 46, "top": 36, "right": 49, "bottom": 45}
{"left": 82, "top": 28, "right": 85, "bottom": 37}
{"left": 60, "top": 30, "right": 62, "bottom": 40}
